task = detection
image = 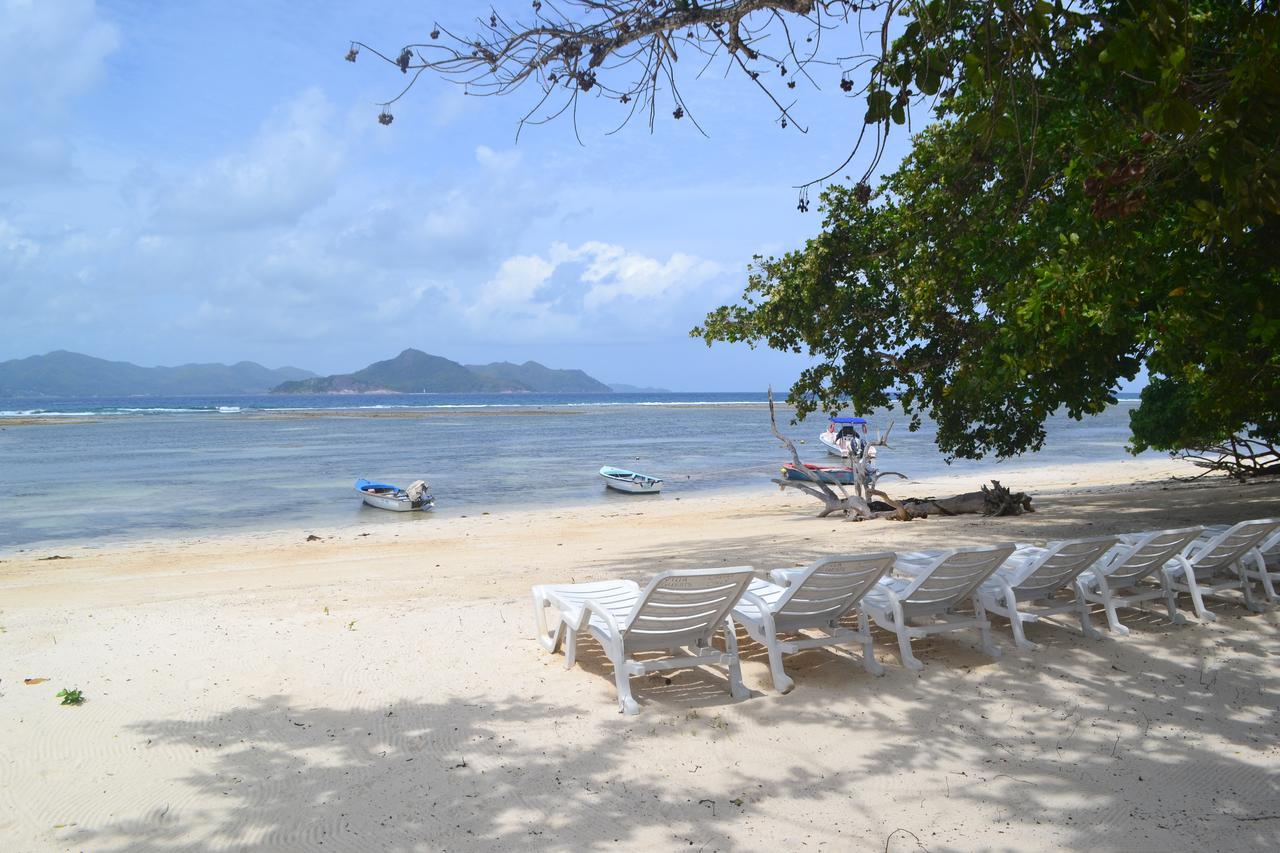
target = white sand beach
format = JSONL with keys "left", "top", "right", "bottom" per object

{"left": 3, "top": 458, "right": 1279, "bottom": 851}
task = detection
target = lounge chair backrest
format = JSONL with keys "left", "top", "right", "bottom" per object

{"left": 899, "top": 544, "right": 1015, "bottom": 616}
{"left": 1188, "top": 518, "right": 1280, "bottom": 574}
{"left": 1011, "top": 536, "right": 1118, "bottom": 600}
{"left": 773, "top": 552, "right": 895, "bottom": 632}
{"left": 1100, "top": 527, "right": 1204, "bottom": 585}
{"left": 623, "top": 566, "right": 754, "bottom": 653}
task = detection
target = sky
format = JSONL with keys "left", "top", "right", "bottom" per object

{"left": 0, "top": 0, "right": 916, "bottom": 391}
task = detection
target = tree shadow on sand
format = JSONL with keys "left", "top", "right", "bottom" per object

{"left": 78, "top": 596, "right": 1279, "bottom": 852}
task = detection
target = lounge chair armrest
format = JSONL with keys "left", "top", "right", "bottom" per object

{"left": 769, "top": 567, "right": 806, "bottom": 586}
{"left": 579, "top": 599, "right": 625, "bottom": 639}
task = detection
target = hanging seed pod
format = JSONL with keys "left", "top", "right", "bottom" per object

{"left": 378, "top": 111, "right": 394, "bottom": 126}
{"left": 345, "top": 45, "right": 359, "bottom": 62}
{"left": 397, "top": 48, "right": 412, "bottom": 73}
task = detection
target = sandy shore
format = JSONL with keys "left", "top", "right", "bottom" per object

{"left": 2, "top": 458, "right": 1279, "bottom": 851}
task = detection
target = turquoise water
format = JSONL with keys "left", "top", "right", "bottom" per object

{"left": 0, "top": 392, "right": 1155, "bottom": 552}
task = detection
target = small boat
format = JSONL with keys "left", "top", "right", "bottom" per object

{"left": 781, "top": 462, "right": 858, "bottom": 486}
{"left": 355, "top": 478, "right": 435, "bottom": 512}
{"left": 599, "top": 466, "right": 663, "bottom": 494}
{"left": 819, "top": 416, "right": 868, "bottom": 458}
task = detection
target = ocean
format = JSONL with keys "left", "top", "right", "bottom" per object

{"left": 0, "top": 392, "right": 1158, "bottom": 552}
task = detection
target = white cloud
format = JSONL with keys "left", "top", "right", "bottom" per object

{"left": 0, "top": 219, "right": 40, "bottom": 265}
{"left": 460, "top": 241, "right": 724, "bottom": 341}
{"left": 475, "top": 145, "right": 522, "bottom": 171}
{"left": 0, "top": 0, "right": 119, "bottom": 109}
{"left": 0, "top": 0, "right": 119, "bottom": 185}
{"left": 154, "top": 88, "right": 344, "bottom": 230}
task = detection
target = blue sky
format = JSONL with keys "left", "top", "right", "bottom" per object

{"left": 0, "top": 0, "right": 916, "bottom": 390}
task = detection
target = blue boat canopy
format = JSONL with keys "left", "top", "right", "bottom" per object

{"left": 829, "top": 416, "right": 867, "bottom": 425}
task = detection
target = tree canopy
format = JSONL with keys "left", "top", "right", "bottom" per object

{"left": 356, "top": 1, "right": 1280, "bottom": 461}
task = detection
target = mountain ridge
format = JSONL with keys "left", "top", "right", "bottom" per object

{"left": 0, "top": 351, "right": 314, "bottom": 396}
{"left": 271, "top": 349, "right": 610, "bottom": 394}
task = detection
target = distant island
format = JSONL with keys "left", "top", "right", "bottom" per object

{"left": 0, "top": 349, "right": 648, "bottom": 397}
{"left": 0, "top": 351, "right": 314, "bottom": 396}
{"left": 271, "top": 349, "right": 611, "bottom": 394}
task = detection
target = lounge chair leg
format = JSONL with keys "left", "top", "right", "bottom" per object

{"left": 857, "top": 612, "right": 885, "bottom": 676}
{"left": 974, "top": 597, "right": 1002, "bottom": 658}
{"left": 1001, "top": 590, "right": 1035, "bottom": 651}
{"left": 763, "top": 638, "right": 795, "bottom": 694}
{"left": 721, "top": 617, "right": 751, "bottom": 700}
{"left": 1240, "top": 569, "right": 1263, "bottom": 612}
{"left": 563, "top": 629, "right": 578, "bottom": 670}
{"left": 1182, "top": 566, "right": 1217, "bottom": 621}
{"left": 1075, "top": 585, "right": 1103, "bottom": 640}
{"left": 894, "top": 623, "right": 924, "bottom": 671}
{"left": 1160, "top": 575, "right": 1187, "bottom": 625}
{"left": 613, "top": 663, "right": 639, "bottom": 715}
{"left": 1253, "top": 550, "right": 1278, "bottom": 602}
{"left": 531, "top": 590, "right": 564, "bottom": 653}
{"left": 1096, "top": 579, "right": 1132, "bottom": 635}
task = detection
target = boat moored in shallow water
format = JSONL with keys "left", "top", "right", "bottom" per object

{"left": 599, "top": 466, "right": 663, "bottom": 494}
{"left": 819, "top": 416, "right": 868, "bottom": 458}
{"left": 355, "top": 478, "right": 435, "bottom": 512}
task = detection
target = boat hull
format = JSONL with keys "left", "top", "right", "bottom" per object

{"left": 819, "top": 432, "right": 847, "bottom": 457}
{"left": 355, "top": 479, "right": 435, "bottom": 512}
{"left": 781, "top": 463, "right": 857, "bottom": 486}
{"left": 599, "top": 466, "right": 663, "bottom": 494}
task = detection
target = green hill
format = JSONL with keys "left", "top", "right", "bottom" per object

{"left": 466, "top": 360, "right": 611, "bottom": 393}
{"left": 0, "top": 351, "right": 314, "bottom": 396}
{"left": 273, "top": 349, "right": 610, "bottom": 394}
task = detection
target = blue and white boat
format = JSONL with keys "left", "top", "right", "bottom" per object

{"left": 599, "top": 466, "right": 663, "bottom": 494}
{"left": 355, "top": 478, "right": 435, "bottom": 512}
{"left": 819, "top": 416, "right": 868, "bottom": 458}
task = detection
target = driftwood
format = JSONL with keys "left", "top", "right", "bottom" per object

{"left": 1176, "top": 437, "right": 1280, "bottom": 481}
{"left": 900, "top": 480, "right": 1035, "bottom": 517}
{"left": 765, "top": 387, "right": 1035, "bottom": 521}
{"left": 767, "top": 387, "right": 911, "bottom": 520}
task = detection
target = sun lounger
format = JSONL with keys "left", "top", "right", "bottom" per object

{"left": 976, "top": 536, "right": 1118, "bottom": 648}
{"left": 1160, "top": 518, "right": 1280, "bottom": 620}
{"left": 1200, "top": 522, "right": 1280, "bottom": 602}
{"left": 731, "top": 552, "right": 896, "bottom": 693}
{"left": 532, "top": 567, "right": 755, "bottom": 714}
{"left": 1074, "top": 527, "right": 1204, "bottom": 634}
{"left": 861, "top": 544, "right": 1015, "bottom": 670}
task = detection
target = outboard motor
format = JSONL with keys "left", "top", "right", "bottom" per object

{"left": 406, "top": 479, "right": 432, "bottom": 508}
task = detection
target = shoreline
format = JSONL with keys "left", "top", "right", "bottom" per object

{"left": 0, "top": 456, "right": 1208, "bottom": 561}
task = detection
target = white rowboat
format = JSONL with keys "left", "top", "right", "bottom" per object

{"left": 599, "top": 466, "right": 663, "bottom": 494}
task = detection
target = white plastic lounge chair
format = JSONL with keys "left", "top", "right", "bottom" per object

{"left": 1160, "top": 518, "right": 1280, "bottom": 620}
{"left": 532, "top": 567, "right": 755, "bottom": 715}
{"left": 1074, "top": 527, "right": 1204, "bottom": 634}
{"left": 976, "top": 536, "right": 1118, "bottom": 648}
{"left": 860, "top": 544, "right": 1015, "bottom": 670}
{"left": 731, "top": 552, "right": 896, "bottom": 693}
{"left": 1200, "top": 522, "right": 1280, "bottom": 602}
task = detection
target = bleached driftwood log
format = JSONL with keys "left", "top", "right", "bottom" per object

{"left": 899, "top": 480, "right": 1035, "bottom": 517}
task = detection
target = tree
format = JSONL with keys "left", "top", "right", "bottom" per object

{"left": 355, "top": 2, "right": 1280, "bottom": 461}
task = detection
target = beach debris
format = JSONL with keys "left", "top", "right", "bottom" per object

{"left": 346, "top": 620, "right": 358, "bottom": 631}
{"left": 38, "top": 555, "right": 72, "bottom": 561}
{"left": 899, "top": 481, "right": 1035, "bottom": 517}
{"left": 23, "top": 678, "right": 49, "bottom": 685}
{"left": 306, "top": 534, "right": 322, "bottom": 542}
{"left": 56, "top": 688, "right": 85, "bottom": 706}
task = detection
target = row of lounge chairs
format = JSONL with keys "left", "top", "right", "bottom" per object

{"left": 531, "top": 518, "right": 1280, "bottom": 714}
